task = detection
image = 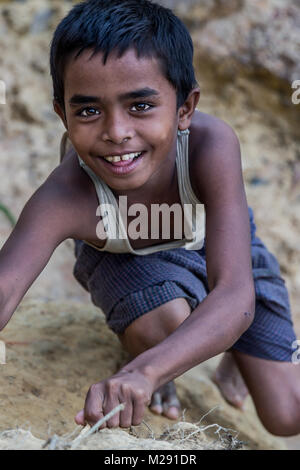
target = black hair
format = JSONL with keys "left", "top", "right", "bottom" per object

{"left": 50, "top": 0, "right": 198, "bottom": 111}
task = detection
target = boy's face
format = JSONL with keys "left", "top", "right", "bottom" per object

{"left": 55, "top": 48, "right": 194, "bottom": 193}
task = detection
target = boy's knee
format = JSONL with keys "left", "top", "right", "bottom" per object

{"left": 262, "top": 413, "right": 300, "bottom": 437}
{"left": 122, "top": 297, "right": 191, "bottom": 345}
{"left": 157, "top": 298, "right": 192, "bottom": 334}
{"left": 261, "top": 387, "right": 300, "bottom": 437}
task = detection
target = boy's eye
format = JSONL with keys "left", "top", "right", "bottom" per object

{"left": 78, "top": 107, "right": 100, "bottom": 117}
{"left": 130, "top": 103, "right": 152, "bottom": 112}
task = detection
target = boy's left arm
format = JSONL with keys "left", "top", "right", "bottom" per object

{"left": 76, "top": 120, "right": 255, "bottom": 429}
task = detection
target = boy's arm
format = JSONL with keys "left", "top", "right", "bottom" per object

{"left": 76, "top": 120, "right": 256, "bottom": 428}
{"left": 0, "top": 174, "right": 79, "bottom": 330}
{"left": 132, "top": 121, "right": 256, "bottom": 375}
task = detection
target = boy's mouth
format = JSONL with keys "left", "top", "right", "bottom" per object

{"left": 101, "top": 151, "right": 143, "bottom": 165}
{"left": 96, "top": 151, "right": 146, "bottom": 174}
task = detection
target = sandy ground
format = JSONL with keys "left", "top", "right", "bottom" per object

{"left": 0, "top": 299, "right": 287, "bottom": 450}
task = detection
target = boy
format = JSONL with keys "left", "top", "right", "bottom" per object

{"left": 0, "top": 0, "right": 299, "bottom": 436}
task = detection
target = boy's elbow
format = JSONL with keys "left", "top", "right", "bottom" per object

{"left": 236, "top": 281, "right": 256, "bottom": 332}
{"left": 217, "top": 280, "right": 255, "bottom": 334}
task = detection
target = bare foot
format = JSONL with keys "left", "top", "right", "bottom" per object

{"left": 212, "top": 352, "right": 249, "bottom": 409}
{"left": 149, "top": 381, "right": 181, "bottom": 420}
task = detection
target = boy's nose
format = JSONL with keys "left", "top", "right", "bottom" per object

{"left": 101, "top": 113, "right": 134, "bottom": 144}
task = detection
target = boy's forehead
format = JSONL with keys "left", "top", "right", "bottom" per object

{"left": 64, "top": 48, "right": 174, "bottom": 100}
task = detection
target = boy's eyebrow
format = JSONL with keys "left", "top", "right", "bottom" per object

{"left": 119, "top": 87, "right": 160, "bottom": 100}
{"left": 68, "top": 87, "right": 160, "bottom": 105}
{"left": 69, "top": 95, "right": 101, "bottom": 105}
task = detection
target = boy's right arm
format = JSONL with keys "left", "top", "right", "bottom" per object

{"left": 0, "top": 174, "right": 81, "bottom": 330}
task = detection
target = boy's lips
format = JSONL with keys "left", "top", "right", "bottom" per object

{"left": 99, "top": 150, "right": 144, "bottom": 158}
{"left": 96, "top": 151, "right": 146, "bottom": 175}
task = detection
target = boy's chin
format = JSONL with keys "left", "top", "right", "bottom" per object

{"left": 105, "top": 176, "right": 148, "bottom": 193}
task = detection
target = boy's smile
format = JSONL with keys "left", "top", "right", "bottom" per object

{"left": 59, "top": 48, "right": 182, "bottom": 198}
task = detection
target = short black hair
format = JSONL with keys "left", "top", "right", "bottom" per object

{"left": 50, "top": 0, "right": 198, "bottom": 111}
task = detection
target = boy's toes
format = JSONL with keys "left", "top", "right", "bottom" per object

{"left": 162, "top": 399, "right": 181, "bottom": 420}
{"left": 149, "top": 381, "right": 181, "bottom": 420}
{"left": 211, "top": 352, "right": 249, "bottom": 410}
{"left": 212, "top": 371, "right": 247, "bottom": 409}
{"left": 149, "top": 391, "right": 163, "bottom": 415}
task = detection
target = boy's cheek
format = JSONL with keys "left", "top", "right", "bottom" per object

{"left": 67, "top": 129, "right": 90, "bottom": 157}
{"left": 67, "top": 137, "right": 82, "bottom": 157}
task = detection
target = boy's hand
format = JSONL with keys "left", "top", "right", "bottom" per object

{"left": 75, "top": 369, "right": 154, "bottom": 428}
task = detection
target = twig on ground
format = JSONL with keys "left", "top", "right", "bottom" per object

{"left": 42, "top": 403, "right": 125, "bottom": 450}
{"left": 71, "top": 403, "right": 125, "bottom": 449}
{"left": 48, "top": 434, "right": 59, "bottom": 450}
{"left": 141, "top": 420, "right": 155, "bottom": 440}
{"left": 195, "top": 405, "right": 221, "bottom": 425}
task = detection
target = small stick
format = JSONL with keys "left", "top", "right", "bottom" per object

{"left": 141, "top": 420, "right": 155, "bottom": 440}
{"left": 48, "top": 434, "right": 59, "bottom": 450}
{"left": 195, "top": 405, "right": 221, "bottom": 425}
{"left": 71, "top": 403, "right": 125, "bottom": 449}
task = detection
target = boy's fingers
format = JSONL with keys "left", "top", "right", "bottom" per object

{"left": 84, "top": 388, "right": 105, "bottom": 427}
{"left": 84, "top": 403, "right": 105, "bottom": 427}
{"left": 119, "top": 399, "right": 133, "bottom": 428}
{"left": 79, "top": 383, "right": 103, "bottom": 427}
{"left": 104, "top": 397, "right": 121, "bottom": 428}
{"left": 75, "top": 409, "right": 85, "bottom": 425}
{"left": 132, "top": 397, "right": 147, "bottom": 426}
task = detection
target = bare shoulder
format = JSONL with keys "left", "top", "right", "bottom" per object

{"left": 190, "top": 110, "right": 239, "bottom": 143}
{"left": 30, "top": 149, "right": 99, "bottom": 241}
{"left": 189, "top": 110, "right": 242, "bottom": 204}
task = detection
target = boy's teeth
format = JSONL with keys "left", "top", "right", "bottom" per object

{"left": 103, "top": 152, "right": 142, "bottom": 162}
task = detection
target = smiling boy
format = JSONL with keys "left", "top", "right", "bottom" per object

{"left": 0, "top": 0, "right": 299, "bottom": 436}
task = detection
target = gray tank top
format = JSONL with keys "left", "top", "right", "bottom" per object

{"left": 78, "top": 129, "right": 205, "bottom": 255}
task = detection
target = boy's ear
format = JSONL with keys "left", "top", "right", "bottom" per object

{"left": 53, "top": 99, "right": 68, "bottom": 130}
{"left": 178, "top": 87, "right": 200, "bottom": 131}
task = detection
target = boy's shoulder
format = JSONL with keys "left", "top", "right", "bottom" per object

{"left": 190, "top": 110, "right": 239, "bottom": 149}
{"left": 34, "top": 149, "right": 100, "bottom": 240}
{"left": 189, "top": 111, "right": 241, "bottom": 204}
{"left": 47, "top": 145, "right": 97, "bottom": 203}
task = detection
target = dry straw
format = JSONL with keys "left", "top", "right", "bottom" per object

{"left": 40, "top": 404, "right": 245, "bottom": 451}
